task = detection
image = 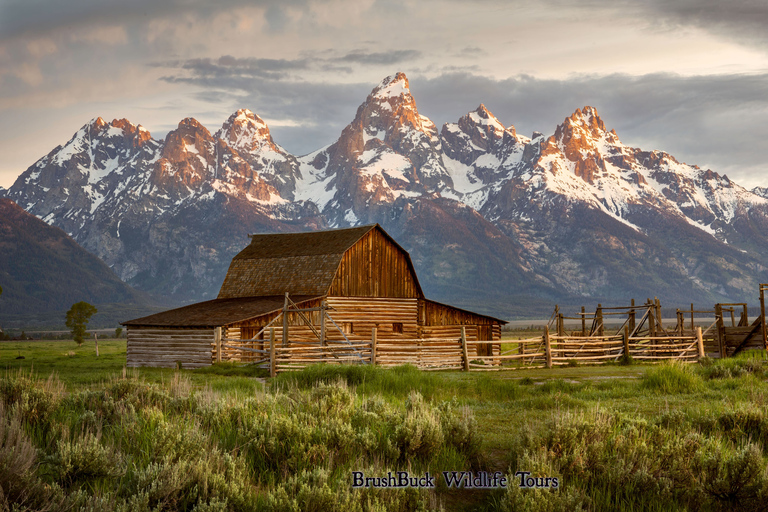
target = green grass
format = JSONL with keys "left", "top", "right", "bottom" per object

{"left": 3, "top": 340, "right": 768, "bottom": 511}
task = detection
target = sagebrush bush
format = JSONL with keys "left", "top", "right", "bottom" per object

{"left": 395, "top": 392, "right": 444, "bottom": 460}
{"left": 53, "top": 430, "right": 124, "bottom": 485}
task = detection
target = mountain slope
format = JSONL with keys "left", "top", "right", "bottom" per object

{"left": 0, "top": 198, "right": 148, "bottom": 315}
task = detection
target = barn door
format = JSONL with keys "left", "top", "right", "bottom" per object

{"left": 477, "top": 325, "right": 493, "bottom": 356}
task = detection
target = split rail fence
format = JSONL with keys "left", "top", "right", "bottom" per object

{"left": 215, "top": 324, "right": 708, "bottom": 376}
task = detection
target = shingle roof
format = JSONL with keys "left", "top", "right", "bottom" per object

{"left": 122, "top": 295, "right": 322, "bottom": 327}
{"left": 218, "top": 224, "right": 380, "bottom": 299}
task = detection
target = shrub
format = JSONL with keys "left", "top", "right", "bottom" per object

{"left": 395, "top": 392, "right": 444, "bottom": 460}
{"left": 53, "top": 431, "right": 124, "bottom": 485}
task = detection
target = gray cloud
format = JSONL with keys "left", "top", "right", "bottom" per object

{"left": 162, "top": 56, "right": 312, "bottom": 81}
{"left": 0, "top": 0, "right": 291, "bottom": 39}
{"left": 630, "top": 0, "right": 768, "bottom": 50}
{"left": 336, "top": 50, "right": 422, "bottom": 65}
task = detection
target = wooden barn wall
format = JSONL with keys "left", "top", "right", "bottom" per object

{"left": 419, "top": 300, "right": 501, "bottom": 331}
{"left": 226, "top": 297, "right": 501, "bottom": 349}
{"left": 127, "top": 328, "right": 214, "bottom": 368}
{"left": 228, "top": 297, "right": 419, "bottom": 344}
{"left": 328, "top": 229, "right": 421, "bottom": 298}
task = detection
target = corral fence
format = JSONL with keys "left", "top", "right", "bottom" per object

{"left": 215, "top": 288, "right": 768, "bottom": 375}
{"left": 217, "top": 324, "right": 708, "bottom": 376}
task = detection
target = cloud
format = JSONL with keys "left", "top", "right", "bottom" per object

{"left": 336, "top": 50, "right": 422, "bottom": 65}
{"left": 629, "top": 0, "right": 768, "bottom": 50}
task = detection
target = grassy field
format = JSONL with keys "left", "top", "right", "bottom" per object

{"left": 2, "top": 339, "right": 768, "bottom": 511}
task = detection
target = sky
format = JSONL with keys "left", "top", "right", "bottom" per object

{"left": 1, "top": 0, "right": 768, "bottom": 189}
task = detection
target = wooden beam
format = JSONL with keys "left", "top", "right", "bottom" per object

{"left": 544, "top": 326, "right": 552, "bottom": 369}
{"left": 715, "top": 304, "right": 726, "bottom": 358}
{"left": 696, "top": 327, "right": 705, "bottom": 359}
{"left": 269, "top": 328, "right": 276, "bottom": 378}
{"left": 623, "top": 325, "right": 629, "bottom": 360}
{"left": 461, "top": 326, "right": 469, "bottom": 372}
{"left": 215, "top": 326, "right": 222, "bottom": 363}
{"left": 282, "top": 293, "right": 289, "bottom": 347}
{"left": 371, "top": 327, "right": 377, "bottom": 366}
{"left": 761, "top": 285, "right": 767, "bottom": 352}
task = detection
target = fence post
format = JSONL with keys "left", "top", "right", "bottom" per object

{"left": 715, "top": 304, "right": 725, "bottom": 358}
{"left": 629, "top": 299, "right": 636, "bottom": 335}
{"left": 696, "top": 326, "right": 705, "bottom": 359}
{"left": 215, "top": 327, "right": 222, "bottom": 363}
{"left": 581, "top": 306, "right": 586, "bottom": 336}
{"left": 320, "top": 300, "right": 327, "bottom": 347}
{"left": 596, "top": 304, "right": 604, "bottom": 336}
{"left": 544, "top": 326, "right": 552, "bottom": 369}
{"left": 691, "top": 303, "right": 695, "bottom": 333}
{"left": 269, "top": 328, "right": 276, "bottom": 378}
{"left": 461, "top": 326, "right": 469, "bottom": 372}
{"left": 94, "top": 332, "right": 99, "bottom": 357}
{"left": 371, "top": 327, "right": 377, "bottom": 366}
{"left": 761, "top": 285, "right": 768, "bottom": 353}
{"left": 655, "top": 297, "right": 663, "bottom": 332}
{"left": 623, "top": 325, "right": 630, "bottom": 359}
{"left": 282, "top": 293, "right": 289, "bottom": 347}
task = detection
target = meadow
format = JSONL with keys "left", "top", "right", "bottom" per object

{"left": 1, "top": 338, "right": 768, "bottom": 511}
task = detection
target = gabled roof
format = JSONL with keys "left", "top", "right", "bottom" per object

{"left": 122, "top": 295, "right": 322, "bottom": 328}
{"left": 217, "top": 224, "right": 423, "bottom": 299}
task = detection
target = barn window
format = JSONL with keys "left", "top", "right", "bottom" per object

{"left": 392, "top": 322, "right": 403, "bottom": 333}
{"left": 342, "top": 322, "right": 354, "bottom": 334}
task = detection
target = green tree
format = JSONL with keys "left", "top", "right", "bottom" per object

{"left": 115, "top": 327, "right": 123, "bottom": 338}
{"left": 66, "top": 301, "right": 98, "bottom": 346}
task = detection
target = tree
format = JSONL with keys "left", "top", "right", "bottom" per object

{"left": 115, "top": 327, "right": 123, "bottom": 338}
{"left": 66, "top": 301, "right": 97, "bottom": 346}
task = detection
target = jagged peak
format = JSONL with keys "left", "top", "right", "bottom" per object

{"left": 466, "top": 104, "right": 507, "bottom": 133}
{"left": 226, "top": 108, "right": 268, "bottom": 128}
{"left": 563, "top": 106, "right": 606, "bottom": 135}
{"left": 216, "top": 108, "right": 275, "bottom": 155}
{"left": 177, "top": 117, "right": 208, "bottom": 131}
{"left": 87, "top": 117, "right": 107, "bottom": 129}
{"left": 371, "top": 72, "right": 410, "bottom": 100}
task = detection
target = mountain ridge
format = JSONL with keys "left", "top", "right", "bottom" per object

{"left": 4, "top": 72, "right": 768, "bottom": 318}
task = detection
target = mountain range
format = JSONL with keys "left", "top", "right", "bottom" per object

{"left": 4, "top": 72, "right": 768, "bottom": 319}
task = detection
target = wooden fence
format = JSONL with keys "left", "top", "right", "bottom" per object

{"left": 216, "top": 324, "right": 707, "bottom": 375}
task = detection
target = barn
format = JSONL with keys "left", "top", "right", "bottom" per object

{"left": 122, "top": 224, "right": 506, "bottom": 368}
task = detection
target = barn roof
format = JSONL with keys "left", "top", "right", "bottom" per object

{"left": 122, "top": 295, "right": 321, "bottom": 328}
{"left": 217, "top": 224, "right": 423, "bottom": 299}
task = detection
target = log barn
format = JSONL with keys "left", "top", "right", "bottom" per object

{"left": 123, "top": 224, "right": 505, "bottom": 368}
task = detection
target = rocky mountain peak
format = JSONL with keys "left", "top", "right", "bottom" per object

{"left": 216, "top": 109, "right": 274, "bottom": 155}
{"left": 162, "top": 118, "right": 214, "bottom": 163}
{"left": 371, "top": 72, "right": 411, "bottom": 101}
{"left": 563, "top": 106, "right": 607, "bottom": 137}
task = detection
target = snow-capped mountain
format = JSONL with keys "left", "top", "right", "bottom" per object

{"left": 4, "top": 73, "right": 768, "bottom": 316}
{"left": 296, "top": 72, "right": 452, "bottom": 226}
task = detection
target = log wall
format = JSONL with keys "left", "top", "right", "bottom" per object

{"left": 127, "top": 327, "right": 214, "bottom": 368}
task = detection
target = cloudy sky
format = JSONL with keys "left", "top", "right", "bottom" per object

{"left": 1, "top": 0, "right": 767, "bottom": 189}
